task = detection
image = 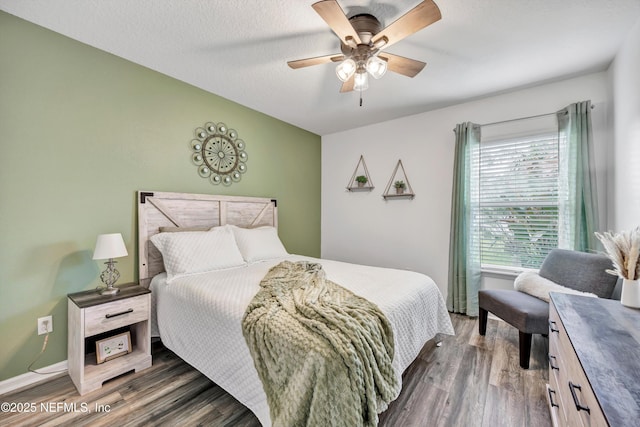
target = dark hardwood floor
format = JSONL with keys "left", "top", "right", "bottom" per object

{"left": 1, "top": 314, "right": 550, "bottom": 426}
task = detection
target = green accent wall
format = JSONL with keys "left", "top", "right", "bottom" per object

{"left": 0, "top": 11, "right": 321, "bottom": 381}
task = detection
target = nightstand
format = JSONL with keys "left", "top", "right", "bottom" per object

{"left": 67, "top": 283, "right": 152, "bottom": 395}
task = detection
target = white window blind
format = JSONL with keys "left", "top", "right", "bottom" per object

{"left": 474, "top": 128, "right": 559, "bottom": 269}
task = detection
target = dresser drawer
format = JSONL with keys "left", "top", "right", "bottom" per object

{"left": 548, "top": 337, "right": 569, "bottom": 426}
{"left": 84, "top": 294, "right": 149, "bottom": 337}
{"left": 548, "top": 303, "right": 565, "bottom": 341}
{"left": 560, "top": 347, "right": 607, "bottom": 427}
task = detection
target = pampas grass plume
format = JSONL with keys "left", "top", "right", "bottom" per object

{"left": 595, "top": 227, "right": 640, "bottom": 280}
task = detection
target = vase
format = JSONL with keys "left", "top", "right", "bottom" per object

{"left": 620, "top": 279, "right": 640, "bottom": 309}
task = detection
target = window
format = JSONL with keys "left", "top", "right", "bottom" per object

{"left": 473, "top": 126, "right": 560, "bottom": 270}
{"left": 448, "top": 103, "right": 598, "bottom": 315}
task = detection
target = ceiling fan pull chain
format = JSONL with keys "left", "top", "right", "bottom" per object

{"left": 359, "top": 91, "right": 363, "bottom": 107}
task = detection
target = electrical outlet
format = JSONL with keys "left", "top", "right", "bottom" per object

{"left": 37, "top": 315, "right": 53, "bottom": 335}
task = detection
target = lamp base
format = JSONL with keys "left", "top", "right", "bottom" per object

{"left": 98, "top": 259, "right": 121, "bottom": 295}
{"left": 99, "top": 286, "right": 120, "bottom": 296}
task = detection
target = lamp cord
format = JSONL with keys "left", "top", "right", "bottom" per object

{"left": 27, "top": 332, "right": 67, "bottom": 375}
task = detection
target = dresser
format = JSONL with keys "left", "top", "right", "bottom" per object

{"left": 547, "top": 293, "right": 640, "bottom": 426}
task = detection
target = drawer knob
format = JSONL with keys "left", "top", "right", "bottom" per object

{"left": 549, "top": 320, "right": 559, "bottom": 333}
{"left": 568, "top": 381, "right": 590, "bottom": 414}
{"left": 105, "top": 308, "right": 134, "bottom": 319}
{"left": 548, "top": 354, "right": 559, "bottom": 371}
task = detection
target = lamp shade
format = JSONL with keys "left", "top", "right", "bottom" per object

{"left": 93, "top": 233, "right": 128, "bottom": 260}
{"left": 354, "top": 71, "right": 369, "bottom": 91}
{"left": 366, "top": 56, "right": 387, "bottom": 79}
{"left": 335, "top": 58, "right": 356, "bottom": 82}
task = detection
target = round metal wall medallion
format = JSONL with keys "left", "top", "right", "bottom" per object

{"left": 190, "top": 121, "right": 247, "bottom": 185}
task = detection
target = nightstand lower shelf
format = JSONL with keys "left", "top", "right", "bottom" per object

{"left": 80, "top": 349, "right": 151, "bottom": 394}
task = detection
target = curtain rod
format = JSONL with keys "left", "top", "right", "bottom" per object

{"left": 480, "top": 104, "right": 595, "bottom": 128}
{"left": 453, "top": 104, "right": 595, "bottom": 131}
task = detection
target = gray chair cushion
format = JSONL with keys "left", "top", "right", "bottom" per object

{"left": 478, "top": 289, "right": 549, "bottom": 334}
{"left": 538, "top": 249, "right": 617, "bottom": 298}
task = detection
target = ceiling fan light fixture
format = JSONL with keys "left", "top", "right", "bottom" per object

{"left": 366, "top": 56, "right": 388, "bottom": 79}
{"left": 354, "top": 71, "right": 369, "bottom": 91}
{"left": 335, "top": 58, "right": 356, "bottom": 82}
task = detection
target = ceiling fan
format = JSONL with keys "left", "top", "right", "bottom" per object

{"left": 288, "top": 0, "right": 441, "bottom": 93}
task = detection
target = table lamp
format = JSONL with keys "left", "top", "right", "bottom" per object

{"left": 93, "top": 233, "right": 128, "bottom": 295}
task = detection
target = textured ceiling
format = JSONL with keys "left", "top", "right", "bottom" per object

{"left": 1, "top": 0, "right": 639, "bottom": 135}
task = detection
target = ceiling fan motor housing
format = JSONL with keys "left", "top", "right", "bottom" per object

{"left": 340, "top": 13, "right": 382, "bottom": 55}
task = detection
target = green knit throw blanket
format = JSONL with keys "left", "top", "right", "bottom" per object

{"left": 242, "top": 261, "right": 399, "bottom": 427}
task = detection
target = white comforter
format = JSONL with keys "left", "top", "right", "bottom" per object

{"left": 150, "top": 255, "right": 454, "bottom": 426}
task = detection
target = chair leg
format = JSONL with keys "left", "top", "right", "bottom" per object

{"left": 479, "top": 308, "right": 488, "bottom": 336}
{"left": 519, "top": 331, "right": 532, "bottom": 369}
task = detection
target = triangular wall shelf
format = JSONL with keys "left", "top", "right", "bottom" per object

{"left": 346, "top": 155, "right": 374, "bottom": 191}
{"left": 383, "top": 159, "right": 415, "bottom": 200}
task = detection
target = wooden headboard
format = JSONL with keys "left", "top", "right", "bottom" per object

{"left": 137, "top": 191, "right": 277, "bottom": 286}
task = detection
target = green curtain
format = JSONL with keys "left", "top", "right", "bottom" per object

{"left": 447, "top": 122, "right": 481, "bottom": 316}
{"left": 557, "top": 101, "right": 599, "bottom": 251}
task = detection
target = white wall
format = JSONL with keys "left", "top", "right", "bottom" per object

{"left": 322, "top": 72, "right": 611, "bottom": 297}
{"left": 610, "top": 17, "right": 640, "bottom": 230}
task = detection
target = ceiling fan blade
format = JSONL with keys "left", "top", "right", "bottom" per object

{"left": 378, "top": 52, "right": 426, "bottom": 77}
{"left": 312, "top": 0, "right": 362, "bottom": 46}
{"left": 340, "top": 74, "right": 355, "bottom": 92}
{"left": 288, "top": 54, "right": 345, "bottom": 69}
{"left": 372, "top": 0, "right": 441, "bottom": 49}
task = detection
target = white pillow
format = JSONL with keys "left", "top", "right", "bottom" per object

{"left": 514, "top": 270, "right": 597, "bottom": 303}
{"left": 150, "top": 226, "right": 245, "bottom": 282}
{"left": 231, "top": 226, "right": 288, "bottom": 263}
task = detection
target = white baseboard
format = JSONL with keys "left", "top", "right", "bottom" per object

{"left": 0, "top": 361, "right": 68, "bottom": 396}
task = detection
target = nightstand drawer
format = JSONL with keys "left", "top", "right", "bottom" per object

{"left": 84, "top": 294, "right": 149, "bottom": 337}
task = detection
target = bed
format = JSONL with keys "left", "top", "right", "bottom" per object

{"left": 138, "top": 191, "right": 454, "bottom": 426}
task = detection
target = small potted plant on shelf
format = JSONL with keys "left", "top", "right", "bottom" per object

{"left": 394, "top": 180, "right": 406, "bottom": 194}
{"left": 355, "top": 175, "right": 368, "bottom": 187}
